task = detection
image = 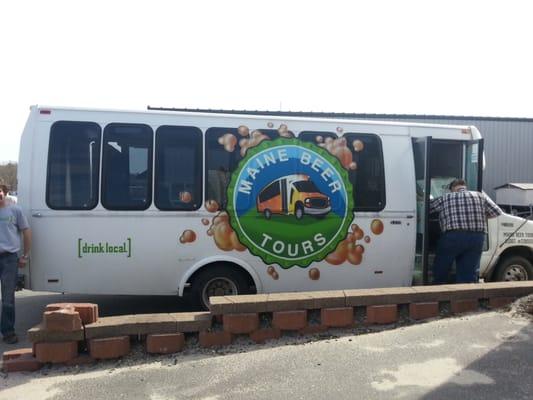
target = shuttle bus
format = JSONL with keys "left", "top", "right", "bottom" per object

{"left": 256, "top": 174, "right": 331, "bottom": 219}
{"left": 17, "top": 106, "right": 533, "bottom": 308}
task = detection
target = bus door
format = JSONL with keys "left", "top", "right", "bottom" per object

{"left": 413, "top": 137, "right": 485, "bottom": 284}
{"left": 464, "top": 139, "right": 484, "bottom": 192}
{"left": 465, "top": 139, "right": 492, "bottom": 268}
{"left": 412, "top": 137, "right": 432, "bottom": 284}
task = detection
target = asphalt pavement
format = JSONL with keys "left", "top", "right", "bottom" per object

{"left": 0, "top": 291, "right": 532, "bottom": 400}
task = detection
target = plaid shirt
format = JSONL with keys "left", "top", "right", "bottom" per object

{"left": 430, "top": 187, "right": 502, "bottom": 233}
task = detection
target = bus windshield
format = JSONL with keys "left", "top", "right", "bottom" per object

{"left": 293, "top": 180, "right": 319, "bottom": 193}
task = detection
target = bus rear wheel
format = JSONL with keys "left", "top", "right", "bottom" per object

{"left": 264, "top": 209, "right": 272, "bottom": 219}
{"left": 190, "top": 265, "right": 250, "bottom": 310}
{"left": 494, "top": 256, "right": 533, "bottom": 282}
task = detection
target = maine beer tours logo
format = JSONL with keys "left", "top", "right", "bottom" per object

{"left": 227, "top": 138, "right": 353, "bottom": 268}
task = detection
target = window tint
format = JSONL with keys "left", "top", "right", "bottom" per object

{"left": 47, "top": 121, "right": 101, "bottom": 210}
{"left": 293, "top": 180, "right": 319, "bottom": 193}
{"left": 344, "top": 133, "right": 386, "bottom": 211}
{"left": 205, "top": 127, "right": 278, "bottom": 209}
{"left": 298, "top": 131, "right": 337, "bottom": 144}
{"left": 102, "top": 123, "right": 153, "bottom": 210}
{"left": 205, "top": 128, "right": 240, "bottom": 210}
{"left": 155, "top": 126, "right": 202, "bottom": 210}
{"left": 300, "top": 131, "right": 385, "bottom": 210}
{"left": 262, "top": 129, "right": 285, "bottom": 140}
{"left": 259, "top": 180, "right": 280, "bottom": 203}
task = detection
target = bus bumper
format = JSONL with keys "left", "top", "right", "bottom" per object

{"left": 304, "top": 206, "right": 331, "bottom": 215}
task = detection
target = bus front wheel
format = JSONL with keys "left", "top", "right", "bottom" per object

{"left": 295, "top": 203, "right": 304, "bottom": 220}
{"left": 264, "top": 209, "right": 272, "bottom": 219}
{"left": 190, "top": 265, "right": 250, "bottom": 310}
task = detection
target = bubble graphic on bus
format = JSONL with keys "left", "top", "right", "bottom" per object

{"left": 318, "top": 137, "right": 358, "bottom": 170}
{"left": 205, "top": 199, "right": 219, "bottom": 213}
{"left": 239, "top": 130, "right": 270, "bottom": 157}
{"left": 256, "top": 174, "right": 331, "bottom": 220}
{"left": 179, "top": 230, "right": 196, "bottom": 244}
{"left": 205, "top": 211, "right": 247, "bottom": 252}
{"left": 267, "top": 265, "right": 279, "bottom": 280}
{"left": 278, "top": 124, "right": 294, "bottom": 138}
{"left": 309, "top": 267, "right": 320, "bottom": 280}
{"left": 218, "top": 133, "right": 237, "bottom": 152}
{"left": 179, "top": 191, "right": 192, "bottom": 203}
{"left": 371, "top": 219, "right": 384, "bottom": 235}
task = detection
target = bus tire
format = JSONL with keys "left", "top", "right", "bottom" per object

{"left": 494, "top": 256, "right": 533, "bottom": 282}
{"left": 264, "top": 209, "right": 272, "bottom": 219}
{"left": 190, "top": 265, "right": 250, "bottom": 310}
{"left": 295, "top": 203, "right": 304, "bottom": 220}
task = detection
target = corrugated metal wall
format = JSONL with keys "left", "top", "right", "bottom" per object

{"left": 372, "top": 117, "right": 533, "bottom": 199}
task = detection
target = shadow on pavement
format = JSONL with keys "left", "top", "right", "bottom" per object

{"left": 15, "top": 291, "right": 195, "bottom": 316}
{"left": 421, "top": 318, "right": 533, "bottom": 400}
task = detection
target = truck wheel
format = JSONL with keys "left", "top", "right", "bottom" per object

{"left": 494, "top": 256, "right": 533, "bottom": 281}
{"left": 190, "top": 265, "right": 250, "bottom": 310}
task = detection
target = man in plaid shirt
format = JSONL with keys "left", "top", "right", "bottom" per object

{"left": 430, "top": 179, "right": 502, "bottom": 284}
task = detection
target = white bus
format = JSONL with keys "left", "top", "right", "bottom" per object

{"left": 17, "top": 106, "right": 533, "bottom": 308}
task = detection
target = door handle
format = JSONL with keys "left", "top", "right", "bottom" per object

{"left": 32, "top": 212, "right": 42, "bottom": 217}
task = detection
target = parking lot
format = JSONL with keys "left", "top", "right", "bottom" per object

{"left": 0, "top": 290, "right": 531, "bottom": 400}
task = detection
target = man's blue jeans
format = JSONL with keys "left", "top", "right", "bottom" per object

{"left": 0, "top": 253, "right": 18, "bottom": 336}
{"left": 432, "top": 231, "right": 485, "bottom": 284}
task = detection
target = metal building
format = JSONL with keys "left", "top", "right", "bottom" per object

{"left": 148, "top": 107, "right": 533, "bottom": 199}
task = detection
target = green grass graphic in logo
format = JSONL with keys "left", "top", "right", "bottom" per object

{"left": 227, "top": 138, "right": 354, "bottom": 269}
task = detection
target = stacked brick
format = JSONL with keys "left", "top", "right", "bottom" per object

{"left": 2, "top": 281, "right": 532, "bottom": 373}
{"left": 2, "top": 302, "right": 99, "bottom": 372}
{"left": 207, "top": 282, "right": 533, "bottom": 347}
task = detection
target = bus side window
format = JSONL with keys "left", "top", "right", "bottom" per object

{"left": 258, "top": 180, "right": 280, "bottom": 203}
{"left": 205, "top": 127, "right": 278, "bottom": 210}
{"left": 205, "top": 127, "right": 241, "bottom": 210}
{"left": 46, "top": 121, "right": 101, "bottom": 210}
{"left": 102, "top": 123, "right": 153, "bottom": 210}
{"left": 155, "top": 126, "right": 202, "bottom": 211}
{"left": 344, "top": 133, "right": 386, "bottom": 211}
{"left": 298, "top": 131, "right": 337, "bottom": 144}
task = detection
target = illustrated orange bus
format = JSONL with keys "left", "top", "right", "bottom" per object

{"left": 256, "top": 174, "right": 331, "bottom": 219}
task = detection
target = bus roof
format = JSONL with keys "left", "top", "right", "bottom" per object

{"left": 31, "top": 105, "right": 474, "bottom": 132}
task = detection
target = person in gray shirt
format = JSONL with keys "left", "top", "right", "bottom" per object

{"left": 0, "top": 184, "right": 31, "bottom": 344}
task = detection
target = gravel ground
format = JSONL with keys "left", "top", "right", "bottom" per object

{"left": 511, "top": 294, "right": 533, "bottom": 318}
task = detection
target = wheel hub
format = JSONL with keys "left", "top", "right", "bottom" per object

{"left": 504, "top": 264, "right": 528, "bottom": 281}
{"left": 202, "top": 277, "right": 238, "bottom": 307}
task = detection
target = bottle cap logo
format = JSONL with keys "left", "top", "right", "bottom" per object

{"left": 227, "top": 138, "right": 353, "bottom": 268}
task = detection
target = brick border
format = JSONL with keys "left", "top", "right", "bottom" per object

{"left": 3, "top": 282, "right": 531, "bottom": 373}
